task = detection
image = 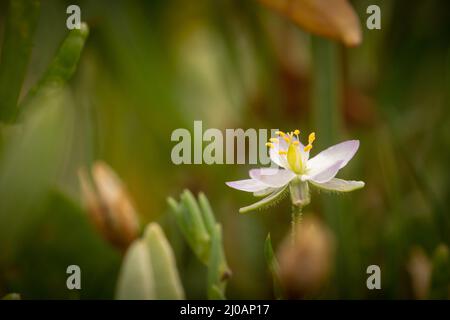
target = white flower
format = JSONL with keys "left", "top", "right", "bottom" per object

{"left": 226, "top": 130, "right": 365, "bottom": 213}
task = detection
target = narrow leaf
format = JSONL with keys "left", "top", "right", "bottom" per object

{"left": 115, "top": 240, "right": 156, "bottom": 300}
{"left": 198, "top": 192, "right": 217, "bottom": 235}
{"left": 207, "top": 224, "right": 231, "bottom": 300}
{"left": 144, "top": 223, "right": 185, "bottom": 299}
{"left": 20, "top": 23, "right": 89, "bottom": 112}
{"left": 265, "top": 233, "right": 284, "bottom": 299}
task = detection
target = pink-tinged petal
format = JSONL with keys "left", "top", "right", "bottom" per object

{"left": 225, "top": 179, "right": 268, "bottom": 192}
{"left": 310, "top": 178, "right": 365, "bottom": 192}
{"left": 307, "top": 140, "right": 360, "bottom": 172}
{"left": 305, "top": 160, "right": 344, "bottom": 183}
{"left": 249, "top": 168, "right": 296, "bottom": 188}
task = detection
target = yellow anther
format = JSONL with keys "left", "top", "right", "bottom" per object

{"left": 308, "top": 132, "right": 316, "bottom": 144}
{"left": 292, "top": 141, "right": 300, "bottom": 145}
{"left": 278, "top": 150, "right": 287, "bottom": 155}
{"left": 283, "top": 136, "right": 291, "bottom": 143}
{"left": 294, "top": 129, "right": 300, "bottom": 135}
{"left": 269, "top": 138, "right": 279, "bottom": 143}
{"left": 275, "top": 131, "right": 285, "bottom": 137}
{"left": 265, "top": 142, "right": 274, "bottom": 149}
{"left": 304, "top": 144, "right": 312, "bottom": 152}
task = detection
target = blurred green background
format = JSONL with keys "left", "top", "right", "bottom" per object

{"left": 0, "top": 0, "right": 449, "bottom": 299}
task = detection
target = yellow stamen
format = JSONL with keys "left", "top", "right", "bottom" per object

{"left": 292, "top": 141, "right": 299, "bottom": 145}
{"left": 294, "top": 129, "right": 300, "bottom": 135}
{"left": 278, "top": 150, "right": 287, "bottom": 155}
{"left": 265, "top": 142, "right": 274, "bottom": 149}
{"left": 269, "top": 138, "right": 279, "bottom": 143}
{"left": 275, "top": 131, "right": 285, "bottom": 137}
{"left": 283, "top": 136, "right": 291, "bottom": 143}
{"left": 308, "top": 132, "right": 316, "bottom": 144}
{"left": 304, "top": 144, "right": 312, "bottom": 152}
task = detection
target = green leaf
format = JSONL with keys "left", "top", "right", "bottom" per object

{"left": 198, "top": 192, "right": 217, "bottom": 235}
{"left": 0, "top": 0, "right": 40, "bottom": 122}
{"left": 143, "top": 223, "right": 185, "bottom": 299}
{"left": 168, "top": 191, "right": 231, "bottom": 299}
{"left": 264, "top": 233, "right": 284, "bottom": 299}
{"left": 207, "top": 224, "right": 231, "bottom": 300}
{"left": 115, "top": 223, "right": 185, "bottom": 300}
{"left": 182, "top": 190, "right": 210, "bottom": 247}
{"left": 115, "top": 240, "right": 156, "bottom": 300}
{"left": 170, "top": 190, "right": 210, "bottom": 264}
{"left": 20, "top": 23, "right": 89, "bottom": 113}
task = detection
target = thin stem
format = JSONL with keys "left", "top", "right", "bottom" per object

{"left": 291, "top": 204, "right": 303, "bottom": 244}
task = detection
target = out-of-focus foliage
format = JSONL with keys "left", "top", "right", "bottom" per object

{"left": 0, "top": 0, "right": 449, "bottom": 299}
{"left": 115, "top": 223, "right": 185, "bottom": 300}
{"left": 168, "top": 190, "right": 231, "bottom": 299}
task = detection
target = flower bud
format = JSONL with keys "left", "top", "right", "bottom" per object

{"left": 277, "top": 216, "right": 334, "bottom": 298}
{"left": 78, "top": 161, "right": 140, "bottom": 251}
{"left": 407, "top": 246, "right": 431, "bottom": 299}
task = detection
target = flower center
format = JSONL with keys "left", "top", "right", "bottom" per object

{"left": 266, "top": 129, "right": 316, "bottom": 174}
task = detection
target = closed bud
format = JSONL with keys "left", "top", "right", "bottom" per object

{"left": 277, "top": 216, "right": 334, "bottom": 298}
{"left": 259, "top": 0, "right": 362, "bottom": 47}
{"left": 78, "top": 161, "right": 140, "bottom": 251}
{"left": 407, "top": 246, "right": 431, "bottom": 299}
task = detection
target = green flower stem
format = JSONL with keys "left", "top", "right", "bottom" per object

{"left": 291, "top": 204, "right": 303, "bottom": 244}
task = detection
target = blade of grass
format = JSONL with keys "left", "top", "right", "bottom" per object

{"left": 264, "top": 233, "right": 283, "bottom": 299}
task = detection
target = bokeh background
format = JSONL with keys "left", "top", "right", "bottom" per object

{"left": 0, "top": 0, "right": 449, "bottom": 299}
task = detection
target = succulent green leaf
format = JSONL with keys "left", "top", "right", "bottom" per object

{"left": 115, "top": 240, "right": 156, "bottom": 300}
{"left": 20, "top": 23, "right": 89, "bottom": 113}
{"left": 143, "top": 223, "right": 185, "bottom": 299}
{"left": 198, "top": 192, "right": 217, "bottom": 235}
{"left": 207, "top": 224, "right": 231, "bottom": 300}
{"left": 116, "top": 223, "right": 184, "bottom": 300}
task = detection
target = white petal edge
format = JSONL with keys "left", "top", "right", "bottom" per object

{"left": 269, "top": 142, "right": 289, "bottom": 169}
{"left": 225, "top": 179, "right": 269, "bottom": 192}
{"left": 304, "top": 160, "right": 344, "bottom": 183}
{"left": 309, "top": 178, "right": 365, "bottom": 192}
{"left": 307, "top": 140, "right": 360, "bottom": 172}
{"left": 249, "top": 168, "right": 296, "bottom": 188}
